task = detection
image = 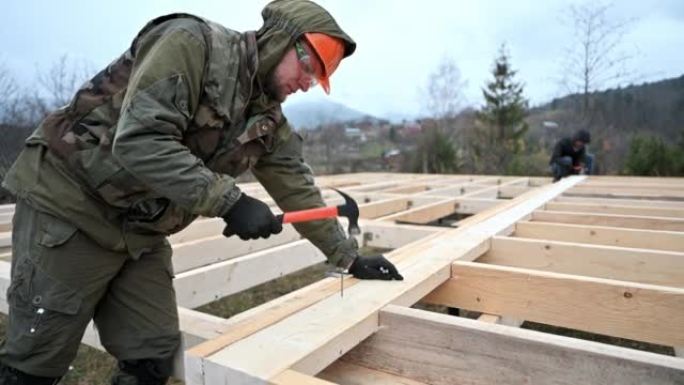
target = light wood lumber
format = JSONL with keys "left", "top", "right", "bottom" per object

{"left": 186, "top": 176, "right": 585, "bottom": 383}
{"left": 424, "top": 261, "right": 684, "bottom": 346}
{"left": 532, "top": 210, "right": 684, "bottom": 231}
{"left": 514, "top": 221, "right": 684, "bottom": 252}
{"left": 554, "top": 195, "right": 684, "bottom": 208}
{"left": 319, "top": 360, "right": 429, "bottom": 385}
{"left": 339, "top": 305, "right": 684, "bottom": 385}
{"left": 545, "top": 201, "right": 684, "bottom": 218}
{"left": 479, "top": 236, "right": 684, "bottom": 287}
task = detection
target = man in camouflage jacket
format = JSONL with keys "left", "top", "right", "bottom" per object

{"left": 0, "top": 1, "right": 401, "bottom": 383}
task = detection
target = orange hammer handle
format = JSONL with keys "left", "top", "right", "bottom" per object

{"left": 281, "top": 206, "right": 339, "bottom": 224}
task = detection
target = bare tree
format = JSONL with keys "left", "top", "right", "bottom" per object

{"left": 422, "top": 55, "right": 467, "bottom": 122}
{"left": 559, "top": 2, "right": 637, "bottom": 117}
{"left": 0, "top": 62, "right": 19, "bottom": 114}
{"left": 37, "top": 54, "right": 93, "bottom": 111}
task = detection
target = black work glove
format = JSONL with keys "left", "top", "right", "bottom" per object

{"left": 348, "top": 255, "right": 403, "bottom": 280}
{"left": 222, "top": 194, "right": 283, "bottom": 240}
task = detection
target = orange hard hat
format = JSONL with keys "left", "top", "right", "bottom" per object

{"left": 303, "top": 32, "right": 345, "bottom": 94}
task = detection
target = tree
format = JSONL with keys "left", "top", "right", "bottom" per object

{"left": 411, "top": 127, "right": 460, "bottom": 174}
{"left": 475, "top": 44, "right": 529, "bottom": 174}
{"left": 624, "top": 135, "right": 684, "bottom": 176}
{"left": 411, "top": 56, "right": 467, "bottom": 174}
{"left": 559, "top": 2, "right": 636, "bottom": 118}
{"left": 422, "top": 55, "right": 467, "bottom": 122}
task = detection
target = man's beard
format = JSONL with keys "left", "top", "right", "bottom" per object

{"left": 263, "top": 70, "right": 287, "bottom": 103}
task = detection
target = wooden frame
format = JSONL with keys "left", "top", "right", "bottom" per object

{"left": 0, "top": 173, "right": 682, "bottom": 383}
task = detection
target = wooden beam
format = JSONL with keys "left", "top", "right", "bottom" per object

{"left": 174, "top": 240, "right": 326, "bottom": 308}
{"left": 184, "top": 176, "right": 585, "bottom": 383}
{"left": 424, "top": 261, "right": 684, "bottom": 346}
{"left": 271, "top": 370, "right": 338, "bottom": 385}
{"left": 514, "top": 221, "right": 684, "bottom": 252}
{"left": 376, "top": 198, "right": 459, "bottom": 224}
{"left": 358, "top": 221, "right": 444, "bottom": 250}
{"left": 381, "top": 184, "right": 429, "bottom": 194}
{"left": 532, "top": 210, "right": 684, "bottom": 231}
{"left": 554, "top": 196, "right": 684, "bottom": 208}
{"left": 358, "top": 197, "right": 411, "bottom": 218}
{"left": 0, "top": 233, "right": 10, "bottom": 248}
{"left": 564, "top": 187, "right": 684, "bottom": 201}
{"left": 319, "top": 360, "right": 429, "bottom": 385}
{"left": 479, "top": 236, "right": 684, "bottom": 287}
{"left": 452, "top": 198, "right": 503, "bottom": 215}
{"left": 545, "top": 201, "right": 684, "bottom": 218}
{"left": 172, "top": 226, "right": 302, "bottom": 273}
{"left": 339, "top": 305, "right": 684, "bottom": 385}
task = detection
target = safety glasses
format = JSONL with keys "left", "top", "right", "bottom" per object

{"left": 294, "top": 40, "right": 319, "bottom": 88}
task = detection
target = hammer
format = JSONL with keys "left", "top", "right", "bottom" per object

{"left": 276, "top": 189, "right": 360, "bottom": 235}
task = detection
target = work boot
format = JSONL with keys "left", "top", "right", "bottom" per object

{"left": 111, "top": 358, "right": 172, "bottom": 385}
{"left": 0, "top": 363, "right": 61, "bottom": 385}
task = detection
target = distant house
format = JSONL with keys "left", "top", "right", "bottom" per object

{"left": 344, "top": 127, "right": 367, "bottom": 142}
{"left": 382, "top": 149, "right": 403, "bottom": 171}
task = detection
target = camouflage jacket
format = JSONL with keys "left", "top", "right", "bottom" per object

{"left": 3, "top": 10, "right": 357, "bottom": 266}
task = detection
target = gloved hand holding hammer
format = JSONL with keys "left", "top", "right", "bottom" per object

{"left": 222, "top": 189, "right": 403, "bottom": 281}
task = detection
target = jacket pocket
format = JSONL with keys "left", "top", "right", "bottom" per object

{"left": 37, "top": 211, "right": 78, "bottom": 248}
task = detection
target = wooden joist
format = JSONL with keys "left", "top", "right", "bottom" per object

{"left": 532, "top": 210, "right": 684, "bottom": 231}
{"left": 514, "top": 221, "right": 684, "bottom": 252}
{"left": 4, "top": 173, "right": 684, "bottom": 384}
{"left": 424, "top": 261, "right": 684, "bottom": 347}
{"left": 184, "top": 176, "right": 584, "bottom": 383}
{"left": 338, "top": 305, "right": 684, "bottom": 385}
{"left": 479, "top": 236, "right": 684, "bottom": 287}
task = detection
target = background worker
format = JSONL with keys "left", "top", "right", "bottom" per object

{"left": 550, "top": 129, "right": 594, "bottom": 182}
{"left": 0, "top": 1, "right": 401, "bottom": 384}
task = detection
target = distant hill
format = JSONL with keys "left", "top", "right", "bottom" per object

{"left": 282, "top": 98, "right": 378, "bottom": 129}
{"left": 533, "top": 75, "right": 684, "bottom": 139}
{"left": 523, "top": 74, "right": 684, "bottom": 173}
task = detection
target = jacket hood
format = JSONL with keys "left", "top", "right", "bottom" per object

{"left": 255, "top": 0, "right": 356, "bottom": 85}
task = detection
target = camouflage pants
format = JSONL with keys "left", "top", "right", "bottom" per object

{"left": 0, "top": 200, "right": 180, "bottom": 377}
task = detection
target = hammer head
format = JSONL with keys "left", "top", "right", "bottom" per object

{"left": 333, "top": 188, "right": 360, "bottom": 236}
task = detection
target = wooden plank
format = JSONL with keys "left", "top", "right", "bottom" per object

{"left": 479, "top": 236, "right": 684, "bottom": 287}
{"left": 0, "top": 233, "right": 10, "bottom": 248}
{"left": 424, "top": 261, "right": 684, "bottom": 346}
{"left": 339, "top": 305, "right": 684, "bottom": 385}
{"left": 377, "top": 198, "right": 459, "bottom": 224}
{"left": 545, "top": 201, "right": 684, "bottom": 218}
{"left": 477, "top": 313, "right": 501, "bottom": 323}
{"left": 359, "top": 221, "right": 444, "bottom": 250}
{"left": 381, "top": 184, "right": 429, "bottom": 194}
{"left": 564, "top": 187, "right": 684, "bottom": 201}
{"left": 532, "top": 210, "right": 684, "bottom": 231}
{"left": 452, "top": 198, "right": 503, "bottom": 215}
{"left": 271, "top": 370, "right": 338, "bottom": 385}
{"left": 358, "top": 197, "right": 410, "bottom": 218}
{"left": 554, "top": 196, "right": 684, "bottom": 208}
{"left": 171, "top": 226, "right": 302, "bottom": 273}
{"left": 174, "top": 240, "right": 326, "bottom": 308}
{"left": 498, "top": 185, "right": 532, "bottom": 199}
{"left": 319, "top": 360, "right": 429, "bottom": 385}
{"left": 186, "top": 176, "right": 585, "bottom": 383}
{"left": 0, "top": 204, "right": 14, "bottom": 214}
{"left": 514, "top": 221, "right": 684, "bottom": 252}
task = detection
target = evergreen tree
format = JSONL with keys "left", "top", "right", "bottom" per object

{"left": 475, "top": 44, "right": 529, "bottom": 174}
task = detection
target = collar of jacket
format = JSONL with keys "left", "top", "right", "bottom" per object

{"left": 201, "top": 21, "right": 259, "bottom": 123}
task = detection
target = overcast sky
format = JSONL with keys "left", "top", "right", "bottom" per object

{"left": 2, "top": 0, "right": 683, "bottom": 119}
